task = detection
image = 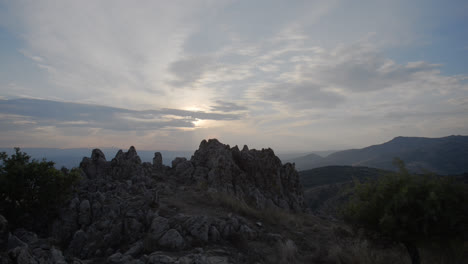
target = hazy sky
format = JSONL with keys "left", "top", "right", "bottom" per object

{"left": 0, "top": 0, "right": 467, "bottom": 152}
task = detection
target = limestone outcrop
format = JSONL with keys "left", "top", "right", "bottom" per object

{"left": 0, "top": 139, "right": 309, "bottom": 263}
{"left": 190, "top": 139, "right": 305, "bottom": 212}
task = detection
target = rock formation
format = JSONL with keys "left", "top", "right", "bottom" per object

{"left": 190, "top": 139, "right": 305, "bottom": 212}
{"left": 0, "top": 139, "right": 314, "bottom": 264}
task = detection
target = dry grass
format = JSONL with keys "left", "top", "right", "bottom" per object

{"left": 327, "top": 239, "right": 411, "bottom": 264}
{"left": 325, "top": 239, "right": 468, "bottom": 264}
{"left": 277, "top": 239, "right": 298, "bottom": 264}
{"left": 208, "top": 191, "right": 306, "bottom": 227}
{"left": 419, "top": 242, "right": 468, "bottom": 264}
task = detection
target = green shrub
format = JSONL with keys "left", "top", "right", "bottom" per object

{"left": 0, "top": 148, "right": 81, "bottom": 231}
{"left": 343, "top": 158, "right": 467, "bottom": 264}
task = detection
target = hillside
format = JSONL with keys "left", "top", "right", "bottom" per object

{"left": 299, "top": 166, "right": 387, "bottom": 189}
{"left": 299, "top": 166, "right": 388, "bottom": 217}
{"left": 290, "top": 135, "right": 468, "bottom": 174}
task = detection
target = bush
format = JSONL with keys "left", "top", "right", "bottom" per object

{"left": 0, "top": 148, "right": 81, "bottom": 231}
{"left": 343, "top": 158, "right": 467, "bottom": 264}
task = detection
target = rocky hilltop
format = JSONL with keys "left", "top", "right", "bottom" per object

{"left": 4, "top": 139, "right": 349, "bottom": 264}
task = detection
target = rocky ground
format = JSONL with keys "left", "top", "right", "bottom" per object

{"left": 0, "top": 139, "right": 410, "bottom": 264}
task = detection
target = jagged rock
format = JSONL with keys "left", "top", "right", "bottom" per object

{"left": 178, "top": 253, "right": 231, "bottom": 264}
{"left": 147, "top": 252, "right": 175, "bottom": 264}
{"left": 92, "top": 200, "right": 103, "bottom": 220}
{"left": 107, "top": 252, "right": 123, "bottom": 264}
{"left": 158, "top": 229, "right": 185, "bottom": 250}
{"left": 183, "top": 216, "right": 211, "bottom": 244}
{"left": 8, "top": 247, "right": 37, "bottom": 264}
{"left": 50, "top": 247, "right": 67, "bottom": 264}
{"left": 239, "top": 225, "right": 256, "bottom": 240}
{"left": 79, "top": 199, "right": 91, "bottom": 226}
{"left": 150, "top": 217, "right": 170, "bottom": 240}
{"left": 110, "top": 146, "right": 144, "bottom": 180}
{"left": 2, "top": 141, "right": 311, "bottom": 263}
{"left": 107, "top": 252, "right": 134, "bottom": 264}
{"left": 0, "top": 215, "right": 8, "bottom": 251}
{"left": 144, "top": 216, "right": 170, "bottom": 252}
{"left": 171, "top": 157, "right": 187, "bottom": 168}
{"left": 175, "top": 160, "right": 194, "bottom": 181}
{"left": 67, "top": 229, "right": 87, "bottom": 257}
{"left": 124, "top": 241, "right": 144, "bottom": 257}
{"left": 12, "top": 230, "right": 37, "bottom": 245}
{"left": 7, "top": 235, "right": 27, "bottom": 250}
{"left": 190, "top": 139, "right": 306, "bottom": 212}
{"left": 80, "top": 149, "right": 109, "bottom": 179}
{"left": 115, "top": 146, "right": 141, "bottom": 165}
{"left": 208, "top": 226, "right": 220, "bottom": 242}
{"left": 123, "top": 217, "right": 143, "bottom": 244}
{"left": 153, "top": 152, "right": 164, "bottom": 170}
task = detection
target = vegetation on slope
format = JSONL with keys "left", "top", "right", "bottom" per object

{"left": 299, "top": 165, "right": 388, "bottom": 188}
{"left": 343, "top": 158, "right": 468, "bottom": 264}
{"left": 0, "top": 148, "right": 81, "bottom": 232}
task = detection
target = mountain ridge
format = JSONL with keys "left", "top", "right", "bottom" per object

{"left": 289, "top": 135, "right": 468, "bottom": 174}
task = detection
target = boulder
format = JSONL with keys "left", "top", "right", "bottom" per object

{"left": 79, "top": 199, "right": 91, "bottom": 226}
{"left": 153, "top": 152, "right": 164, "bottom": 170}
{"left": 67, "top": 230, "right": 87, "bottom": 257}
{"left": 8, "top": 247, "right": 37, "bottom": 264}
{"left": 158, "top": 229, "right": 185, "bottom": 250}
{"left": 147, "top": 252, "right": 175, "bottom": 264}
{"left": 171, "top": 157, "right": 187, "bottom": 168}
{"left": 50, "top": 247, "right": 67, "bottom": 264}
{"left": 183, "top": 216, "right": 211, "bottom": 244}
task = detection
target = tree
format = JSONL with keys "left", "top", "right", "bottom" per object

{"left": 0, "top": 148, "right": 81, "bottom": 231}
{"left": 343, "top": 158, "right": 467, "bottom": 264}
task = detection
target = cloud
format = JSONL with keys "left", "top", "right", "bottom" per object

{"left": 257, "top": 82, "right": 345, "bottom": 109}
{"left": 285, "top": 41, "right": 442, "bottom": 92}
{"left": 2, "top": 1, "right": 220, "bottom": 108}
{"left": 210, "top": 100, "right": 247, "bottom": 112}
{"left": 0, "top": 98, "right": 241, "bottom": 132}
{"left": 168, "top": 56, "right": 214, "bottom": 88}
{"left": 304, "top": 50, "right": 440, "bottom": 92}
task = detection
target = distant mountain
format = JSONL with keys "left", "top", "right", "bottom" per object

{"left": 0, "top": 147, "right": 192, "bottom": 168}
{"left": 291, "top": 135, "right": 468, "bottom": 175}
{"left": 288, "top": 153, "right": 324, "bottom": 172}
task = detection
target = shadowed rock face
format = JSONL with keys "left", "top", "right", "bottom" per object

{"left": 190, "top": 139, "right": 306, "bottom": 212}
{"left": 80, "top": 148, "right": 109, "bottom": 179}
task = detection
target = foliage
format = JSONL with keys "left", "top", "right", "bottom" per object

{"left": 343, "top": 158, "right": 467, "bottom": 264}
{"left": 299, "top": 165, "right": 387, "bottom": 188}
{"left": 0, "top": 148, "right": 81, "bottom": 230}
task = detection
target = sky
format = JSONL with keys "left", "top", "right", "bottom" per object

{"left": 0, "top": 0, "right": 467, "bottom": 152}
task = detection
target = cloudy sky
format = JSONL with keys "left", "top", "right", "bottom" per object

{"left": 0, "top": 0, "right": 467, "bottom": 152}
